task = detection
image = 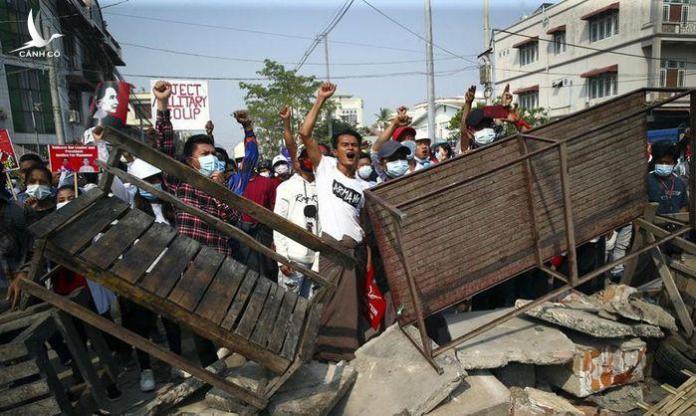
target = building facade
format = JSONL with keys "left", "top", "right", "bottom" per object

{"left": 0, "top": 0, "right": 124, "bottom": 157}
{"left": 333, "top": 94, "right": 364, "bottom": 128}
{"left": 493, "top": 0, "right": 695, "bottom": 123}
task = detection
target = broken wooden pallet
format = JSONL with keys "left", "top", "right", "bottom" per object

{"left": 640, "top": 370, "right": 696, "bottom": 415}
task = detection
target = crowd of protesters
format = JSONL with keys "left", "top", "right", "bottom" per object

{"left": 0, "top": 79, "right": 692, "bottom": 394}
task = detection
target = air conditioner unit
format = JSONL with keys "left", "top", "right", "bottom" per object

{"left": 68, "top": 109, "right": 81, "bottom": 124}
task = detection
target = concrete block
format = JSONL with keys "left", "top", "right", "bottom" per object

{"left": 510, "top": 387, "right": 584, "bottom": 415}
{"left": 427, "top": 370, "right": 510, "bottom": 416}
{"left": 585, "top": 384, "right": 643, "bottom": 413}
{"left": 537, "top": 335, "right": 646, "bottom": 397}
{"left": 332, "top": 324, "right": 465, "bottom": 416}
{"left": 446, "top": 308, "right": 575, "bottom": 369}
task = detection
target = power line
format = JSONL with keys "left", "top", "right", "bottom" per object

{"left": 360, "top": 0, "right": 477, "bottom": 65}
{"left": 295, "top": 0, "right": 355, "bottom": 70}
{"left": 0, "top": 0, "right": 128, "bottom": 24}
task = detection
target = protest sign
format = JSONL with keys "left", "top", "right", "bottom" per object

{"left": 150, "top": 79, "right": 210, "bottom": 130}
{"left": 0, "top": 129, "right": 18, "bottom": 171}
{"left": 48, "top": 145, "right": 99, "bottom": 174}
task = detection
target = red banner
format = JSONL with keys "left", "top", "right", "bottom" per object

{"left": 48, "top": 145, "right": 99, "bottom": 174}
{"left": 0, "top": 129, "right": 18, "bottom": 171}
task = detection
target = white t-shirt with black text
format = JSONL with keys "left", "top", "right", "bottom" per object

{"left": 315, "top": 156, "right": 368, "bottom": 243}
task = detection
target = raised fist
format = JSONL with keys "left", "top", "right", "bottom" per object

{"left": 153, "top": 80, "right": 172, "bottom": 101}
{"left": 279, "top": 106, "right": 292, "bottom": 121}
{"left": 465, "top": 85, "right": 476, "bottom": 104}
{"left": 317, "top": 82, "right": 336, "bottom": 99}
{"left": 233, "top": 110, "right": 252, "bottom": 128}
{"left": 205, "top": 120, "right": 214, "bottom": 135}
{"left": 395, "top": 106, "right": 410, "bottom": 126}
{"left": 501, "top": 84, "right": 513, "bottom": 108}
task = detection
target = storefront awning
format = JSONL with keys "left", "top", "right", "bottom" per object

{"left": 581, "top": 2, "right": 619, "bottom": 20}
{"left": 580, "top": 64, "right": 618, "bottom": 78}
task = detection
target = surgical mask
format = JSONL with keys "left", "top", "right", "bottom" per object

{"left": 198, "top": 154, "right": 218, "bottom": 177}
{"left": 56, "top": 201, "right": 70, "bottom": 210}
{"left": 474, "top": 128, "right": 496, "bottom": 146}
{"left": 655, "top": 164, "right": 675, "bottom": 177}
{"left": 385, "top": 159, "right": 409, "bottom": 178}
{"left": 357, "top": 165, "right": 373, "bottom": 180}
{"left": 26, "top": 184, "right": 52, "bottom": 200}
{"left": 414, "top": 156, "right": 431, "bottom": 168}
{"left": 139, "top": 183, "right": 163, "bottom": 202}
{"left": 275, "top": 164, "right": 289, "bottom": 176}
{"left": 402, "top": 140, "right": 416, "bottom": 161}
{"left": 215, "top": 159, "right": 226, "bottom": 173}
{"left": 436, "top": 151, "right": 447, "bottom": 162}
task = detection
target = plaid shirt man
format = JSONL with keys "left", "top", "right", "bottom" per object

{"left": 156, "top": 109, "right": 236, "bottom": 257}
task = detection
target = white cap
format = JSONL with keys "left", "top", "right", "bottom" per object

{"left": 234, "top": 142, "right": 245, "bottom": 160}
{"left": 128, "top": 158, "right": 161, "bottom": 180}
{"left": 272, "top": 155, "right": 289, "bottom": 167}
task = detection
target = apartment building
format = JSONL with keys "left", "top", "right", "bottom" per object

{"left": 333, "top": 94, "right": 364, "bottom": 128}
{"left": 493, "top": 0, "right": 694, "bottom": 125}
{"left": 0, "top": 0, "right": 124, "bottom": 157}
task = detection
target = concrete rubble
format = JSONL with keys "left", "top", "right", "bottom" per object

{"left": 585, "top": 383, "right": 643, "bottom": 413}
{"left": 510, "top": 387, "right": 584, "bottom": 416}
{"left": 331, "top": 324, "right": 465, "bottom": 416}
{"left": 427, "top": 370, "right": 511, "bottom": 416}
{"left": 446, "top": 308, "right": 576, "bottom": 369}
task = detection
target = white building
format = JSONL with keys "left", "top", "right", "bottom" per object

{"left": 409, "top": 94, "right": 486, "bottom": 143}
{"left": 493, "top": 0, "right": 695, "bottom": 123}
{"left": 333, "top": 94, "right": 364, "bottom": 128}
{"left": 0, "top": 0, "right": 124, "bottom": 157}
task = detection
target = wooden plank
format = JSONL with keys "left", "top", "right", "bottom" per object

{"left": 27, "top": 188, "right": 104, "bottom": 238}
{"left": 221, "top": 270, "right": 260, "bottom": 330}
{"left": 281, "top": 297, "right": 309, "bottom": 359}
{"left": 196, "top": 259, "right": 248, "bottom": 325}
{"left": 101, "top": 127, "right": 356, "bottom": 268}
{"left": 0, "top": 344, "right": 29, "bottom": 363}
{"left": 168, "top": 247, "right": 225, "bottom": 311}
{"left": 80, "top": 209, "right": 155, "bottom": 269}
{"left": 250, "top": 285, "right": 285, "bottom": 347}
{"left": 97, "top": 160, "right": 338, "bottom": 289}
{"left": 267, "top": 292, "right": 298, "bottom": 354}
{"left": 0, "top": 361, "right": 39, "bottom": 386}
{"left": 139, "top": 236, "right": 201, "bottom": 298}
{"left": 650, "top": 240, "right": 695, "bottom": 337}
{"left": 0, "top": 397, "right": 61, "bottom": 416}
{"left": 51, "top": 196, "right": 129, "bottom": 255}
{"left": 110, "top": 222, "right": 177, "bottom": 284}
{"left": 638, "top": 218, "right": 696, "bottom": 256}
{"left": 235, "top": 278, "right": 272, "bottom": 340}
{"left": 19, "top": 279, "right": 268, "bottom": 409}
{"left": 0, "top": 379, "right": 50, "bottom": 409}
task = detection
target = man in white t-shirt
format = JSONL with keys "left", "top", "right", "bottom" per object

{"left": 298, "top": 81, "right": 368, "bottom": 361}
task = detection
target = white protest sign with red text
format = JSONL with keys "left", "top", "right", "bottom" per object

{"left": 48, "top": 145, "right": 99, "bottom": 174}
{"left": 0, "top": 129, "right": 18, "bottom": 171}
{"left": 150, "top": 79, "right": 210, "bottom": 130}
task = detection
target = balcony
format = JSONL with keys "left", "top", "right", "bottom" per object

{"left": 661, "top": 21, "right": 696, "bottom": 34}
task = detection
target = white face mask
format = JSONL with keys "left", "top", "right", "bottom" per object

{"left": 26, "top": 184, "right": 52, "bottom": 200}
{"left": 385, "top": 159, "right": 409, "bottom": 178}
{"left": 474, "top": 128, "right": 496, "bottom": 146}
{"left": 357, "top": 165, "right": 373, "bottom": 180}
{"left": 56, "top": 201, "right": 70, "bottom": 210}
{"left": 402, "top": 140, "right": 416, "bottom": 161}
{"left": 198, "top": 154, "right": 218, "bottom": 177}
{"left": 436, "top": 151, "right": 447, "bottom": 162}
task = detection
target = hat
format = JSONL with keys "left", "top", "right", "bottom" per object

{"left": 401, "top": 140, "right": 417, "bottom": 161}
{"left": 257, "top": 159, "right": 272, "bottom": 172}
{"left": 272, "top": 155, "right": 289, "bottom": 167}
{"left": 128, "top": 158, "right": 161, "bottom": 180}
{"left": 392, "top": 126, "right": 417, "bottom": 142}
{"left": 465, "top": 108, "right": 493, "bottom": 130}
{"left": 233, "top": 142, "right": 245, "bottom": 160}
{"left": 378, "top": 141, "right": 411, "bottom": 159}
{"left": 416, "top": 137, "right": 432, "bottom": 145}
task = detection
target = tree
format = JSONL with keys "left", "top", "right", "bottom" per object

{"left": 239, "top": 60, "right": 335, "bottom": 157}
{"left": 373, "top": 107, "right": 391, "bottom": 131}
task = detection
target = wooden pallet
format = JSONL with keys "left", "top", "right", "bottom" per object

{"left": 640, "top": 370, "right": 696, "bottom": 415}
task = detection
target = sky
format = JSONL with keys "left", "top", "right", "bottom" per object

{"left": 103, "top": 0, "right": 545, "bottom": 150}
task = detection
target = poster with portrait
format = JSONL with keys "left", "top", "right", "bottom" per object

{"left": 48, "top": 145, "right": 99, "bottom": 174}
{"left": 83, "top": 81, "right": 132, "bottom": 161}
{"left": 0, "top": 129, "right": 18, "bottom": 171}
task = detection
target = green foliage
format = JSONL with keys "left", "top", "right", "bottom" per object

{"left": 239, "top": 60, "right": 335, "bottom": 156}
{"left": 373, "top": 107, "right": 391, "bottom": 131}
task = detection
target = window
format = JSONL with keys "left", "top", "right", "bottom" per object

{"left": 0, "top": 0, "right": 41, "bottom": 54}
{"left": 340, "top": 109, "right": 358, "bottom": 126}
{"left": 553, "top": 32, "right": 566, "bottom": 54}
{"left": 663, "top": 0, "right": 690, "bottom": 25}
{"left": 519, "top": 43, "right": 538, "bottom": 66}
{"left": 518, "top": 92, "right": 539, "bottom": 109}
{"left": 5, "top": 65, "right": 55, "bottom": 134}
{"left": 588, "top": 73, "right": 618, "bottom": 99}
{"left": 660, "top": 60, "right": 686, "bottom": 87}
{"left": 589, "top": 11, "right": 619, "bottom": 42}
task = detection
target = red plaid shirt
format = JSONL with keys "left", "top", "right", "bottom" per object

{"left": 156, "top": 109, "right": 235, "bottom": 257}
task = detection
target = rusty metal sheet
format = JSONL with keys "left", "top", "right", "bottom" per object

{"left": 366, "top": 89, "right": 650, "bottom": 325}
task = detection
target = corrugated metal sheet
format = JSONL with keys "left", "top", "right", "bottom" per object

{"left": 366, "top": 90, "right": 649, "bottom": 325}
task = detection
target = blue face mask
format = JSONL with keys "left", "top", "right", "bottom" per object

{"left": 198, "top": 154, "right": 219, "bottom": 177}
{"left": 215, "top": 159, "right": 226, "bottom": 173}
{"left": 139, "top": 183, "right": 163, "bottom": 202}
{"left": 385, "top": 159, "right": 409, "bottom": 178}
{"left": 655, "top": 164, "right": 674, "bottom": 177}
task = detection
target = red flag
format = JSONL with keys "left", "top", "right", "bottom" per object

{"left": 363, "top": 263, "right": 386, "bottom": 330}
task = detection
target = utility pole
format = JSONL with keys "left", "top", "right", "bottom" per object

{"left": 324, "top": 34, "right": 333, "bottom": 139}
{"left": 483, "top": 0, "right": 491, "bottom": 104}
{"left": 424, "top": 0, "right": 436, "bottom": 143}
{"left": 42, "top": 16, "right": 65, "bottom": 144}
{"left": 29, "top": 90, "right": 41, "bottom": 152}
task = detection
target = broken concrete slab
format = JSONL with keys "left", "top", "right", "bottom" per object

{"left": 332, "top": 324, "right": 465, "bottom": 416}
{"left": 206, "top": 361, "right": 357, "bottom": 416}
{"left": 427, "top": 370, "right": 510, "bottom": 416}
{"left": 593, "top": 285, "right": 677, "bottom": 332}
{"left": 204, "top": 362, "right": 266, "bottom": 415}
{"left": 585, "top": 384, "right": 643, "bottom": 413}
{"left": 537, "top": 335, "right": 646, "bottom": 397}
{"left": 492, "top": 363, "right": 536, "bottom": 388}
{"left": 446, "top": 308, "right": 575, "bottom": 369}
{"left": 510, "top": 387, "right": 584, "bottom": 415}
{"left": 517, "top": 299, "right": 664, "bottom": 338}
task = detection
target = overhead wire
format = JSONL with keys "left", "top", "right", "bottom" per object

{"left": 294, "top": 0, "right": 355, "bottom": 70}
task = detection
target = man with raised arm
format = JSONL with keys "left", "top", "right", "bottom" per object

{"left": 298, "top": 81, "right": 368, "bottom": 361}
